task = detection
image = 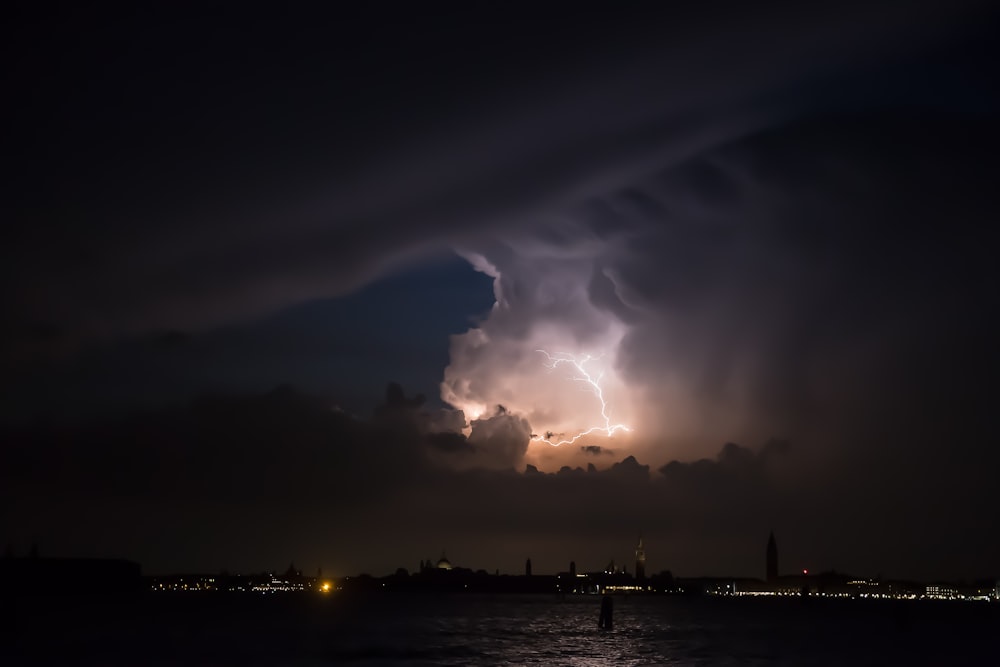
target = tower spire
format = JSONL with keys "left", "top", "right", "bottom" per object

{"left": 635, "top": 533, "right": 646, "bottom": 581}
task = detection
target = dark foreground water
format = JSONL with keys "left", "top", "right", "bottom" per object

{"left": 4, "top": 593, "right": 998, "bottom": 665}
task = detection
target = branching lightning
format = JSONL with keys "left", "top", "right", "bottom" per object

{"left": 531, "top": 350, "right": 631, "bottom": 446}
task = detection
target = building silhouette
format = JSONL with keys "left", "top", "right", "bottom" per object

{"left": 766, "top": 531, "right": 778, "bottom": 582}
{"left": 635, "top": 535, "right": 646, "bottom": 581}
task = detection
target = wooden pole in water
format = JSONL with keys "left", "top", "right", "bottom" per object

{"left": 598, "top": 595, "right": 613, "bottom": 629}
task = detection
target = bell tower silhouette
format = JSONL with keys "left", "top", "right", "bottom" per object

{"left": 634, "top": 535, "right": 646, "bottom": 581}
{"left": 766, "top": 531, "right": 778, "bottom": 583}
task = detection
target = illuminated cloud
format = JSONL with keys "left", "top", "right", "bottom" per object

{"left": 441, "top": 245, "right": 637, "bottom": 470}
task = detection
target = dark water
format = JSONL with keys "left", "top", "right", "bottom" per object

{"left": 4, "top": 593, "right": 998, "bottom": 665}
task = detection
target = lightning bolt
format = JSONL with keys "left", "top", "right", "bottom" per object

{"left": 531, "top": 350, "right": 631, "bottom": 446}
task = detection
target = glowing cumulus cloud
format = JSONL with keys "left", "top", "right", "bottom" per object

{"left": 441, "top": 248, "right": 640, "bottom": 468}
{"left": 531, "top": 350, "right": 631, "bottom": 446}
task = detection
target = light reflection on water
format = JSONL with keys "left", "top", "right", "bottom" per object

{"left": 323, "top": 594, "right": 997, "bottom": 666}
{"left": 7, "top": 593, "right": 999, "bottom": 665}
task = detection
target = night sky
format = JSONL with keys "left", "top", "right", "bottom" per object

{"left": 4, "top": 3, "right": 1000, "bottom": 581}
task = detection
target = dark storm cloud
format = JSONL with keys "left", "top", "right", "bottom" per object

{"left": 659, "top": 440, "right": 791, "bottom": 485}
{"left": 0, "top": 385, "right": 460, "bottom": 569}
{"left": 0, "top": 385, "right": 768, "bottom": 574}
{"left": 606, "top": 116, "right": 1000, "bottom": 459}
{"left": 5, "top": 2, "right": 992, "bottom": 353}
{"left": 4, "top": 383, "right": 998, "bottom": 580}
{"left": 3, "top": 2, "right": 1000, "bottom": 582}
